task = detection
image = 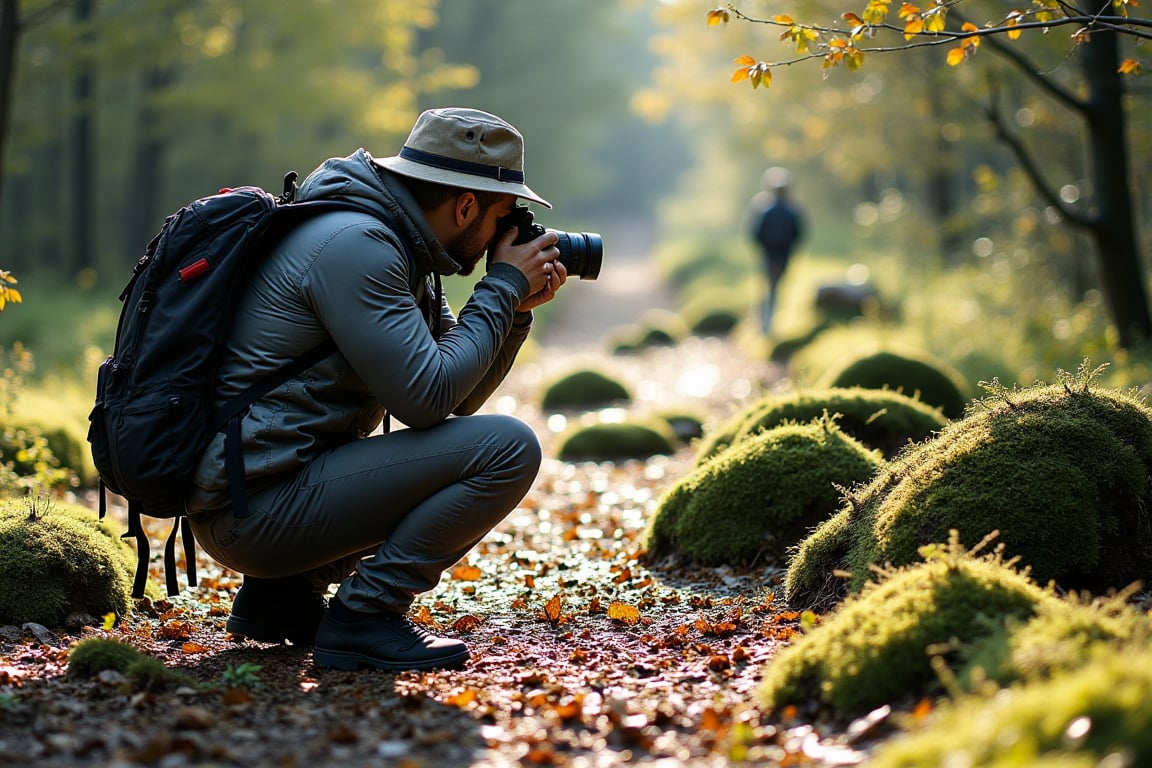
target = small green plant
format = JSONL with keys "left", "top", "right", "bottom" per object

{"left": 0, "top": 691, "right": 21, "bottom": 711}
{"left": 220, "top": 662, "right": 264, "bottom": 690}
{"left": 68, "top": 637, "right": 147, "bottom": 677}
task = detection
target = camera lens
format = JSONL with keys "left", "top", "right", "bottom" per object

{"left": 555, "top": 231, "right": 603, "bottom": 281}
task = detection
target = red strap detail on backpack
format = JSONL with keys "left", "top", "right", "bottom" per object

{"left": 178, "top": 258, "right": 212, "bottom": 282}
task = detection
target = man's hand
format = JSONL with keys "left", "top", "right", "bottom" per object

{"left": 489, "top": 227, "right": 568, "bottom": 312}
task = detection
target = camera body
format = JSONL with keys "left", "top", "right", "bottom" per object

{"left": 500, "top": 205, "right": 602, "bottom": 281}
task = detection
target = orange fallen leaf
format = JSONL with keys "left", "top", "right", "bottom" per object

{"left": 451, "top": 564, "right": 482, "bottom": 581}
{"left": 181, "top": 641, "right": 210, "bottom": 654}
{"left": 543, "top": 594, "right": 563, "bottom": 623}
{"left": 607, "top": 601, "right": 641, "bottom": 626}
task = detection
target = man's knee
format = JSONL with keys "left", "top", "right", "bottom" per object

{"left": 484, "top": 414, "right": 542, "bottom": 477}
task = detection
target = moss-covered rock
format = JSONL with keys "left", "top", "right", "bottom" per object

{"left": 646, "top": 419, "right": 883, "bottom": 565}
{"left": 688, "top": 307, "right": 741, "bottom": 337}
{"left": 958, "top": 590, "right": 1151, "bottom": 688}
{"left": 556, "top": 418, "right": 677, "bottom": 461}
{"left": 821, "top": 350, "right": 969, "bottom": 418}
{"left": 785, "top": 371, "right": 1152, "bottom": 610}
{"left": 541, "top": 368, "right": 632, "bottom": 411}
{"left": 654, "top": 407, "right": 707, "bottom": 445}
{"left": 0, "top": 498, "right": 135, "bottom": 626}
{"left": 696, "top": 387, "right": 948, "bottom": 463}
{"left": 870, "top": 648, "right": 1152, "bottom": 767}
{"left": 760, "top": 547, "right": 1059, "bottom": 719}
{"left": 69, "top": 637, "right": 196, "bottom": 691}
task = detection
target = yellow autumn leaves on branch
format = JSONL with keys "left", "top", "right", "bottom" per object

{"left": 710, "top": 0, "right": 1145, "bottom": 89}
{"left": 0, "top": 270, "right": 21, "bottom": 312}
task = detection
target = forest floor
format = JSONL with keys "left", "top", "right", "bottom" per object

{"left": 0, "top": 223, "right": 890, "bottom": 767}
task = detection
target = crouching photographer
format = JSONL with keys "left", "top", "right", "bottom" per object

{"left": 183, "top": 107, "right": 590, "bottom": 671}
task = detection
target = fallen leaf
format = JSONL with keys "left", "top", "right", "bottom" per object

{"left": 607, "top": 601, "right": 641, "bottom": 626}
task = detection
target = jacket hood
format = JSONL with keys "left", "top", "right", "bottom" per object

{"left": 295, "top": 148, "right": 461, "bottom": 275}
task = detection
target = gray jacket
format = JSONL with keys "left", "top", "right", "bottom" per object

{"left": 188, "top": 149, "right": 532, "bottom": 512}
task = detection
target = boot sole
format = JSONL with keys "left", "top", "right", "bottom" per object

{"left": 313, "top": 646, "right": 469, "bottom": 672}
{"left": 226, "top": 616, "right": 317, "bottom": 646}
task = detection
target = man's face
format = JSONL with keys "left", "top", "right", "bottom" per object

{"left": 447, "top": 194, "right": 518, "bottom": 276}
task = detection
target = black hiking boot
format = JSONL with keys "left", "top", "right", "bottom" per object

{"left": 226, "top": 575, "right": 327, "bottom": 646}
{"left": 313, "top": 598, "right": 469, "bottom": 671}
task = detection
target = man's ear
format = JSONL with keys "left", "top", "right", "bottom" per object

{"left": 454, "top": 192, "right": 478, "bottom": 227}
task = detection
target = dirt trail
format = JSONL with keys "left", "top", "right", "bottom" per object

{"left": 535, "top": 216, "right": 680, "bottom": 351}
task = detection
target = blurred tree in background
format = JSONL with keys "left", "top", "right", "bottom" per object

{"left": 651, "top": 0, "right": 1150, "bottom": 346}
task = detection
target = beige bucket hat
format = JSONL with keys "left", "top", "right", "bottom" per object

{"left": 375, "top": 107, "right": 551, "bottom": 208}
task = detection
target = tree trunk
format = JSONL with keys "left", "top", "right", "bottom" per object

{"left": 123, "top": 64, "right": 174, "bottom": 261}
{"left": 71, "top": 0, "right": 95, "bottom": 275}
{"left": 1080, "top": 30, "right": 1150, "bottom": 347}
{"left": 0, "top": 0, "right": 20, "bottom": 219}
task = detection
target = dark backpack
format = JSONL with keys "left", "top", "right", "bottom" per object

{"left": 88, "top": 173, "right": 371, "bottom": 599}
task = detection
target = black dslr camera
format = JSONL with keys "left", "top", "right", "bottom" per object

{"left": 500, "top": 205, "right": 603, "bottom": 281}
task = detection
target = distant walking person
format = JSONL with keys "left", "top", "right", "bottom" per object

{"left": 748, "top": 167, "right": 804, "bottom": 335}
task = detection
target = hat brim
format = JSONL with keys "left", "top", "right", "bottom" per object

{"left": 375, "top": 156, "right": 551, "bottom": 208}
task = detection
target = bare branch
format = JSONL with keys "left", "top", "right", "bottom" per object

{"left": 982, "top": 75, "right": 1095, "bottom": 229}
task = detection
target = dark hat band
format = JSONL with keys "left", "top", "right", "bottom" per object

{"left": 399, "top": 145, "right": 525, "bottom": 184}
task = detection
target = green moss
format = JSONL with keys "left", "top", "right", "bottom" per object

{"left": 870, "top": 648, "right": 1152, "bottom": 767}
{"left": 555, "top": 418, "right": 677, "bottom": 461}
{"left": 698, "top": 387, "right": 948, "bottom": 463}
{"left": 688, "top": 307, "right": 741, "bottom": 337}
{"left": 541, "top": 368, "right": 632, "bottom": 411}
{"left": 761, "top": 550, "right": 1057, "bottom": 719}
{"left": 821, "top": 350, "right": 969, "bottom": 418}
{"left": 959, "top": 592, "right": 1151, "bottom": 688}
{"left": 654, "top": 407, "right": 707, "bottom": 445}
{"left": 786, "top": 374, "right": 1152, "bottom": 610}
{"left": 0, "top": 498, "right": 135, "bottom": 626}
{"left": 68, "top": 637, "right": 146, "bottom": 676}
{"left": 646, "top": 419, "right": 883, "bottom": 565}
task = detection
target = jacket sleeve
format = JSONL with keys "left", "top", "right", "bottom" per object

{"left": 301, "top": 223, "right": 529, "bottom": 429}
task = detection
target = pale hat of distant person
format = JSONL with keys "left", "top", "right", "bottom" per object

{"left": 762, "top": 166, "right": 792, "bottom": 191}
{"left": 375, "top": 107, "right": 551, "bottom": 208}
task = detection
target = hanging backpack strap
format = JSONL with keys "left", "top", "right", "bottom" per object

{"left": 162, "top": 516, "right": 196, "bottom": 597}
{"left": 122, "top": 500, "right": 151, "bottom": 599}
{"left": 210, "top": 338, "right": 340, "bottom": 518}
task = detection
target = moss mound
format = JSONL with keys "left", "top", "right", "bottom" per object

{"left": 654, "top": 407, "right": 707, "bottom": 445}
{"left": 69, "top": 637, "right": 195, "bottom": 691}
{"left": 760, "top": 548, "right": 1058, "bottom": 719}
{"left": 0, "top": 498, "right": 135, "bottom": 626}
{"left": 556, "top": 418, "right": 677, "bottom": 461}
{"left": 541, "top": 368, "right": 632, "bottom": 411}
{"left": 870, "top": 648, "right": 1152, "bottom": 767}
{"left": 821, "top": 350, "right": 968, "bottom": 418}
{"left": 688, "top": 307, "right": 740, "bottom": 337}
{"left": 786, "top": 371, "right": 1152, "bottom": 610}
{"left": 646, "top": 419, "right": 883, "bottom": 565}
{"left": 696, "top": 387, "right": 948, "bottom": 463}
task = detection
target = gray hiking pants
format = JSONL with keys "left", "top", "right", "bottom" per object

{"left": 188, "top": 414, "right": 541, "bottom": 613}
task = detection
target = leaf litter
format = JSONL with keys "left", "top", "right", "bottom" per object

{"left": 0, "top": 338, "right": 879, "bottom": 766}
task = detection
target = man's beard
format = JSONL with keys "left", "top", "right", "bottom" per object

{"left": 445, "top": 215, "right": 488, "bottom": 277}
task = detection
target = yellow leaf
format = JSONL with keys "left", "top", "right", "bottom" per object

{"left": 7, "top": 289, "right": 22, "bottom": 304}
{"left": 903, "top": 16, "right": 924, "bottom": 39}
{"left": 706, "top": 9, "right": 729, "bottom": 26}
{"left": 842, "top": 11, "right": 864, "bottom": 24}
{"left": 846, "top": 48, "right": 865, "bottom": 70}
{"left": 102, "top": 613, "right": 117, "bottom": 631}
{"left": 864, "top": 0, "right": 890, "bottom": 25}
{"left": 773, "top": 14, "right": 794, "bottom": 23}
{"left": 924, "top": 7, "right": 947, "bottom": 33}
{"left": 734, "top": 55, "right": 756, "bottom": 66}
{"left": 607, "top": 601, "right": 641, "bottom": 626}
{"left": 946, "top": 46, "right": 967, "bottom": 66}
{"left": 898, "top": 3, "right": 920, "bottom": 20}
{"left": 731, "top": 67, "right": 749, "bottom": 84}
{"left": 1118, "top": 58, "right": 1142, "bottom": 75}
